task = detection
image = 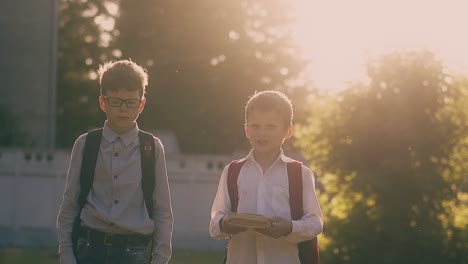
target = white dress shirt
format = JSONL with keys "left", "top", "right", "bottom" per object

{"left": 57, "top": 122, "right": 173, "bottom": 264}
{"left": 209, "top": 150, "right": 323, "bottom": 264}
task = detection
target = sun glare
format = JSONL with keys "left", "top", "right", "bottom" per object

{"left": 291, "top": 0, "right": 468, "bottom": 93}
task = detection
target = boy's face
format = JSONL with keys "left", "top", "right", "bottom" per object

{"left": 99, "top": 89, "right": 146, "bottom": 134}
{"left": 245, "top": 109, "right": 292, "bottom": 156}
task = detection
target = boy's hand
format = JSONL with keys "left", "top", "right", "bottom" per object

{"left": 255, "top": 217, "right": 292, "bottom": 239}
{"left": 220, "top": 215, "right": 246, "bottom": 235}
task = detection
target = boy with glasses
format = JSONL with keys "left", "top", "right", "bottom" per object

{"left": 57, "top": 60, "right": 173, "bottom": 264}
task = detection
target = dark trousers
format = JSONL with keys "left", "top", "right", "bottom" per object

{"left": 75, "top": 226, "right": 153, "bottom": 264}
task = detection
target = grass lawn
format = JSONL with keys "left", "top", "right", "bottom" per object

{"left": 0, "top": 248, "right": 225, "bottom": 264}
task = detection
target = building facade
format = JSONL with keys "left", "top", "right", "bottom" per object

{"left": 0, "top": 0, "right": 57, "bottom": 149}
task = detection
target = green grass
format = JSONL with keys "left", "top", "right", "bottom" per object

{"left": 171, "top": 250, "right": 225, "bottom": 264}
{"left": 0, "top": 248, "right": 57, "bottom": 264}
{"left": 0, "top": 248, "right": 225, "bottom": 264}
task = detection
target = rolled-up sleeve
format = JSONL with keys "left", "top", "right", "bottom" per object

{"left": 151, "top": 138, "right": 173, "bottom": 264}
{"left": 285, "top": 166, "right": 323, "bottom": 244}
{"left": 56, "top": 134, "right": 86, "bottom": 264}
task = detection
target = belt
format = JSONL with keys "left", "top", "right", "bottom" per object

{"left": 80, "top": 225, "right": 152, "bottom": 247}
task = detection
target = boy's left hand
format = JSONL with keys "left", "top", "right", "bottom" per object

{"left": 255, "top": 217, "right": 292, "bottom": 238}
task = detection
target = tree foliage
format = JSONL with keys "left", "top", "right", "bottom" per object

{"left": 295, "top": 51, "right": 467, "bottom": 263}
{"left": 115, "top": 0, "right": 309, "bottom": 153}
{"left": 56, "top": 0, "right": 310, "bottom": 152}
{"left": 57, "top": 0, "right": 119, "bottom": 147}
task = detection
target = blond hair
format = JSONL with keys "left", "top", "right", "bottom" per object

{"left": 245, "top": 90, "right": 293, "bottom": 125}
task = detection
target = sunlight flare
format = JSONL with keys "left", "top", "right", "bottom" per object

{"left": 291, "top": 0, "right": 468, "bottom": 93}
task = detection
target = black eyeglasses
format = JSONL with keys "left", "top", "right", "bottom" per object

{"left": 104, "top": 97, "right": 142, "bottom": 108}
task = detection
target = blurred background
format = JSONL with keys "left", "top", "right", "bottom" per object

{"left": 0, "top": 0, "right": 467, "bottom": 263}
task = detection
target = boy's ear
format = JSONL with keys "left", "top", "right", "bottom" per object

{"left": 99, "top": 96, "right": 106, "bottom": 112}
{"left": 285, "top": 124, "right": 293, "bottom": 139}
{"left": 139, "top": 97, "right": 147, "bottom": 113}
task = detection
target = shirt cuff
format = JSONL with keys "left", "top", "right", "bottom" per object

{"left": 59, "top": 248, "right": 77, "bottom": 264}
{"left": 153, "top": 255, "right": 170, "bottom": 264}
{"left": 152, "top": 243, "right": 171, "bottom": 264}
{"left": 285, "top": 220, "right": 301, "bottom": 243}
{"left": 211, "top": 214, "right": 230, "bottom": 239}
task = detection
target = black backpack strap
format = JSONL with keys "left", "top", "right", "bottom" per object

{"left": 139, "top": 130, "right": 156, "bottom": 219}
{"left": 73, "top": 128, "right": 102, "bottom": 250}
{"left": 78, "top": 128, "right": 103, "bottom": 210}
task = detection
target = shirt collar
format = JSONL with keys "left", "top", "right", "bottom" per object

{"left": 246, "top": 148, "right": 294, "bottom": 165}
{"left": 102, "top": 121, "right": 140, "bottom": 147}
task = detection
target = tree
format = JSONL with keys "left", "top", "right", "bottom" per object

{"left": 57, "top": 0, "right": 119, "bottom": 148}
{"left": 115, "top": 0, "right": 309, "bottom": 153}
{"left": 295, "top": 51, "right": 467, "bottom": 263}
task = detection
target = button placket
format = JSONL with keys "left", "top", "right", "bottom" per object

{"left": 257, "top": 168, "right": 267, "bottom": 215}
{"left": 111, "top": 137, "right": 121, "bottom": 212}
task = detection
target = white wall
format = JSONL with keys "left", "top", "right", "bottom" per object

{"left": 0, "top": 149, "right": 233, "bottom": 249}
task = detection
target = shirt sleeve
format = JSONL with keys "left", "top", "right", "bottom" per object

{"left": 56, "top": 134, "right": 86, "bottom": 264}
{"left": 285, "top": 166, "right": 323, "bottom": 244}
{"left": 209, "top": 166, "right": 231, "bottom": 240}
{"left": 151, "top": 138, "right": 174, "bottom": 264}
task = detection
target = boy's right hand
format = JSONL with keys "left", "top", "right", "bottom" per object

{"left": 220, "top": 215, "right": 246, "bottom": 235}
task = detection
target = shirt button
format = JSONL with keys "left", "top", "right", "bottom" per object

{"left": 114, "top": 152, "right": 119, "bottom": 157}
{"left": 114, "top": 200, "right": 119, "bottom": 204}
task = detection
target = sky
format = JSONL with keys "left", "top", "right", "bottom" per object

{"left": 291, "top": 0, "right": 468, "bottom": 93}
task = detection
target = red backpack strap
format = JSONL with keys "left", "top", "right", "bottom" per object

{"left": 227, "top": 159, "right": 247, "bottom": 212}
{"left": 287, "top": 161, "right": 320, "bottom": 264}
{"left": 287, "top": 161, "right": 304, "bottom": 220}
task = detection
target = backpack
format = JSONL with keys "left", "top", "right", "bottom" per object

{"left": 227, "top": 159, "right": 320, "bottom": 264}
{"left": 71, "top": 128, "right": 156, "bottom": 248}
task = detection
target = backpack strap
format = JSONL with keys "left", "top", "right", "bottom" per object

{"left": 78, "top": 128, "right": 103, "bottom": 210}
{"left": 73, "top": 128, "right": 102, "bottom": 250}
{"left": 227, "top": 159, "right": 247, "bottom": 212}
{"left": 139, "top": 130, "right": 156, "bottom": 219}
{"left": 226, "top": 159, "right": 320, "bottom": 264}
{"left": 77, "top": 128, "right": 156, "bottom": 218}
{"left": 73, "top": 128, "right": 156, "bottom": 250}
{"left": 287, "top": 161, "right": 320, "bottom": 264}
{"left": 287, "top": 161, "right": 304, "bottom": 220}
